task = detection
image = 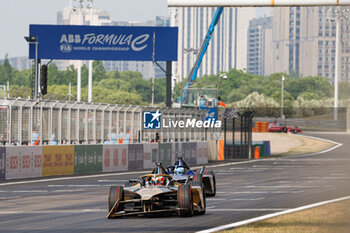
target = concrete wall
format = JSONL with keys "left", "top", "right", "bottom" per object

{"left": 208, "top": 140, "right": 218, "bottom": 161}
{"left": 0, "top": 142, "right": 209, "bottom": 180}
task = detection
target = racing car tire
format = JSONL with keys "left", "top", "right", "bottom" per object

{"left": 191, "top": 174, "right": 206, "bottom": 215}
{"left": 196, "top": 189, "right": 206, "bottom": 215}
{"left": 205, "top": 171, "right": 216, "bottom": 197}
{"left": 192, "top": 173, "right": 203, "bottom": 185}
{"left": 177, "top": 184, "right": 193, "bottom": 217}
{"left": 282, "top": 127, "right": 288, "bottom": 133}
{"left": 108, "top": 186, "right": 124, "bottom": 212}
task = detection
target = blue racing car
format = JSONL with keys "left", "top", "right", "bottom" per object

{"left": 167, "top": 157, "right": 216, "bottom": 197}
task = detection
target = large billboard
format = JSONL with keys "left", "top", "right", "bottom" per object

{"left": 29, "top": 24, "right": 178, "bottom": 61}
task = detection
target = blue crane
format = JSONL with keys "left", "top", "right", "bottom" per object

{"left": 182, "top": 7, "right": 224, "bottom": 104}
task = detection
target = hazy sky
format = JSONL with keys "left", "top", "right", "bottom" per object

{"left": 0, "top": 0, "right": 169, "bottom": 58}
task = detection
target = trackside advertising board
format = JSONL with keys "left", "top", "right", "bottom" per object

{"left": 29, "top": 25, "right": 178, "bottom": 61}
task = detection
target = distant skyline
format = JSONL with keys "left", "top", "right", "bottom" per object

{"left": 0, "top": 0, "right": 168, "bottom": 58}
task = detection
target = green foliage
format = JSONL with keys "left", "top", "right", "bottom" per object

{"left": 0, "top": 58, "right": 344, "bottom": 108}
{"left": 175, "top": 68, "right": 337, "bottom": 109}
{"left": 232, "top": 92, "right": 280, "bottom": 108}
{"left": 285, "top": 76, "right": 333, "bottom": 100}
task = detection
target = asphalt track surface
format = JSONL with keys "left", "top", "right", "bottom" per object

{"left": 0, "top": 133, "right": 349, "bottom": 233}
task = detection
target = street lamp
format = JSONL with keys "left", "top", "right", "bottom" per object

{"left": 87, "top": 0, "right": 93, "bottom": 103}
{"left": 24, "top": 35, "right": 39, "bottom": 99}
{"left": 327, "top": 7, "right": 350, "bottom": 121}
{"left": 72, "top": 0, "right": 93, "bottom": 102}
{"left": 281, "top": 76, "right": 285, "bottom": 119}
{"left": 218, "top": 72, "right": 227, "bottom": 90}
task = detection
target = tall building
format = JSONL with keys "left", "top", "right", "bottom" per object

{"left": 247, "top": 17, "right": 273, "bottom": 76}
{"left": 271, "top": 7, "right": 350, "bottom": 82}
{"left": 175, "top": 7, "right": 255, "bottom": 82}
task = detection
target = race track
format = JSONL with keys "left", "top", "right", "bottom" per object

{"left": 0, "top": 133, "right": 349, "bottom": 233}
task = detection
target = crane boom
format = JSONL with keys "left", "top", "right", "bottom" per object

{"left": 182, "top": 7, "right": 223, "bottom": 104}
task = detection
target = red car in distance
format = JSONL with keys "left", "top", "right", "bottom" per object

{"left": 268, "top": 121, "right": 303, "bottom": 134}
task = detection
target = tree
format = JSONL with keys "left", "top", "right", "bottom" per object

{"left": 286, "top": 76, "right": 332, "bottom": 100}
{"left": 92, "top": 60, "right": 107, "bottom": 83}
{"left": 0, "top": 54, "right": 15, "bottom": 85}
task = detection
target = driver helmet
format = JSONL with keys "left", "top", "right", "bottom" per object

{"left": 156, "top": 176, "right": 166, "bottom": 186}
{"left": 174, "top": 166, "right": 185, "bottom": 175}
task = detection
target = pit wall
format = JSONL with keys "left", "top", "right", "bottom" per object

{"left": 0, "top": 142, "right": 208, "bottom": 181}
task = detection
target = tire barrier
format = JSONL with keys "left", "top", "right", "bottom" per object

{"left": 0, "top": 142, "right": 209, "bottom": 180}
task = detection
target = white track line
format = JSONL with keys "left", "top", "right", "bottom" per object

{"left": 193, "top": 160, "right": 257, "bottom": 170}
{"left": 197, "top": 195, "right": 350, "bottom": 233}
{"left": 207, "top": 208, "right": 288, "bottom": 212}
{"left": 0, "top": 209, "right": 106, "bottom": 214}
{"left": 245, "top": 185, "right": 329, "bottom": 188}
{"left": 0, "top": 170, "right": 148, "bottom": 186}
{"left": 98, "top": 179, "right": 128, "bottom": 182}
{"left": 217, "top": 191, "right": 304, "bottom": 194}
{"left": 230, "top": 197, "right": 265, "bottom": 201}
{"left": 288, "top": 134, "right": 343, "bottom": 158}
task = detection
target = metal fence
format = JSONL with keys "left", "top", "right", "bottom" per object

{"left": 0, "top": 98, "right": 211, "bottom": 146}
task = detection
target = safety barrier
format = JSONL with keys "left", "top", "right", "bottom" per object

{"left": 6, "top": 146, "right": 42, "bottom": 179}
{"left": 128, "top": 144, "right": 144, "bottom": 170}
{"left": 103, "top": 144, "right": 128, "bottom": 172}
{"left": 42, "top": 145, "right": 74, "bottom": 177}
{"left": 0, "top": 147, "right": 6, "bottom": 180}
{"left": 74, "top": 145, "right": 103, "bottom": 175}
{"left": 0, "top": 141, "right": 208, "bottom": 180}
{"left": 143, "top": 144, "right": 158, "bottom": 169}
{"left": 197, "top": 141, "right": 209, "bottom": 165}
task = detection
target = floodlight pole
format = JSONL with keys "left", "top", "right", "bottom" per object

{"left": 328, "top": 7, "right": 350, "bottom": 121}
{"left": 25, "top": 36, "right": 40, "bottom": 100}
{"left": 76, "top": 0, "right": 84, "bottom": 102}
{"left": 152, "top": 32, "right": 155, "bottom": 107}
{"left": 334, "top": 15, "right": 340, "bottom": 121}
{"left": 34, "top": 41, "right": 39, "bottom": 99}
{"left": 281, "top": 76, "right": 285, "bottom": 119}
{"left": 88, "top": 0, "right": 93, "bottom": 103}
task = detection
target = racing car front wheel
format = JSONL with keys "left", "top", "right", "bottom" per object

{"left": 204, "top": 171, "right": 216, "bottom": 197}
{"left": 192, "top": 174, "right": 206, "bottom": 215}
{"left": 177, "top": 184, "right": 193, "bottom": 217}
{"left": 108, "top": 186, "right": 124, "bottom": 213}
